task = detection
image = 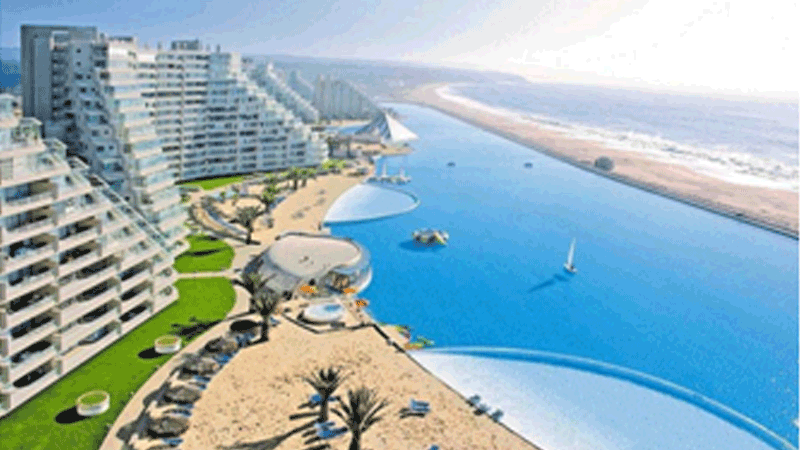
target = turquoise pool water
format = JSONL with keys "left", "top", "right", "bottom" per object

{"left": 327, "top": 103, "right": 798, "bottom": 447}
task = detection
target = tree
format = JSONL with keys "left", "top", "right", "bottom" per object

{"left": 244, "top": 272, "right": 264, "bottom": 312}
{"left": 251, "top": 289, "right": 281, "bottom": 341}
{"left": 333, "top": 387, "right": 388, "bottom": 450}
{"left": 259, "top": 189, "right": 277, "bottom": 215}
{"left": 305, "top": 367, "right": 348, "bottom": 422}
{"left": 300, "top": 168, "right": 310, "bottom": 188}
{"left": 287, "top": 166, "right": 301, "bottom": 190}
{"left": 234, "top": 206, "right": 260, "bottom": 244}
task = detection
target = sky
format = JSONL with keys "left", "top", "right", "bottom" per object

{"left": 2, "top": 0, "right": 797, "bottom": 99}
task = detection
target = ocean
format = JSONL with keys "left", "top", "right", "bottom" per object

{"left": 443, "top": 82, "right": 799, "bottom": 191}
{"left": 327, "top": 102, "right": 798, "bottom": 448}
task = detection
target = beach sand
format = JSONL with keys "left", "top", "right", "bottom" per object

{"left": 398, "top": 83, "right": 798, "bottom": 237}
{"left": 179, "top": 321, "right": 537, "bottom": 450}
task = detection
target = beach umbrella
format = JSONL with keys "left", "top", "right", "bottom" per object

{"left": 164, "top": 386, "right": 202, "bottom": 404}
{"left": 343, "top": 287, "right": 358, "bottom": 297}
{"left": 181, "top": 356, "right": 219, "bottom": 375}
{"left": 299, "top": 285, "right": 317, "bottom": 294}
{"left": 355, "top": 299, "right": 369, "bottom": 309}
{"left": 205, "top": 337, "right": 238, "bottom": 354}
{"left": 148, "top": 416, "right": 190, "bottom": 437}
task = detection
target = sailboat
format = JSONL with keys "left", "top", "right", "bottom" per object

{"left": 381, "top": 163, "right": 388, "bottom": 180}
{"left": 563, "top": 238, "right": 577, "bottom": 274}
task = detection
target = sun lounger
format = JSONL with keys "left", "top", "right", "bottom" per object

{"left": 194, "top": 375, "right": 211, "bottom": 383}
{"left": 166, "top": 408, "right": 192, "bottom": 418}
{"left": 313, "top": 420, "right": 336, "bottom": 431}
{"left": 269, "top": 317, "right": 280, "bottom": 326}
{"left": 309, "top": 394, "right": 340, "bottom": 405}
{"left": 476, "top": 403, "right": 490, "bottom": 414}
{"left": 188, "top": 381, "right": 207, "bottom": 390}
{"left": 467, "top": 395, "right": 481, "bottom": 406}
{"left": 429, "top": 446, "right": 440, "bottom": 450}
{"left": 409, "top": 399, "right": 430, "bottom": 414}
{"left": 489, "top": 409, "right": 504, "bottom": 421}
{"left": 162, "top": 437, "right": 183, "bottom": 447}
{"left": 317, "top": 426, "right": 347, "bottom": 439}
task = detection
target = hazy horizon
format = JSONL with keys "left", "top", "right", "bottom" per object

{"left": 2, "top": 0, "right": 796, "bottom": 100}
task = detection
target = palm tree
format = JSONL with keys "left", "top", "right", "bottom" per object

{"left": 252, "top": 289, "right": 281, "bottom": 341}
{"left": 259, "top": 189, "right": 277, "bottom": 215}
{"left": 234, "top": 206, "right": 260, "bottom": 244}
{"left": 304, "top": 367, "right": 348, "bottom": 422}
{"left": 300, "top": 168, "right": 310, "bottom": 188}
{"left": 231, "top": 190, "right": 240, "bottom": 206}
{"left": 243, "top": 273, "right": 264, "bottom": 312}
{"left": 333, "top": 387, "right": 388, "bottom": 450}
{"left": 287, "top": 166, "right": 301, "bottom": 190}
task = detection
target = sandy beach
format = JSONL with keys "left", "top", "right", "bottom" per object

{"left": 398, "top": 83, "right": 798, "bottom": 238}
{"left": 141, "top": 168, "right": 539, "bottom": 450}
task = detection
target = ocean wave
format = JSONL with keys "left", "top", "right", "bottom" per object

{"left": 437, "top": 85, "right": 799, "bottom": 192}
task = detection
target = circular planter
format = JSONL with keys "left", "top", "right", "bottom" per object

{"left": 76, "top": 390, "right": 110, "bottom": 416}
{"left": 155, "top": 335, "right": 182, "bottom": 354}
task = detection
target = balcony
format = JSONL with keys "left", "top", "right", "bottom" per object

{"left": 56, "top": 178, "right": 93, "bottom": 201}
{"left": 58, "top": 226, "right": 100, "bottom": 252}
{"left": 99, "top": 216, "right": 129, "bottom": 236}
{"left": 59, "top": 285, "right": 118, "bottom": 326}
{"left": 59, "top": 200, "right": 108, "bottom": 227}
{"left": 3, "top": 344, "right": 57, "bottom": 384}
{"left": 58, "top": 247, "right": 102, "bottom": 277}
{"left": 59, "top": 326, "right": 119, "bottom": 374}
{"left": 1, "top": 190, "right": 56, "bottom": 216}
{"left": 121, "top": 285, "right": 151, "bottom": 305}
{"left": 120, "top": 304, "right": 151, "bottom": 334}
{"left": 121, "top": 244, "right": 158, "bottom": 270}
{"left": 3, "top": 321, "right": 57, "bottom": 356}
{"left": 58, "top": 320, "right": 117, "bottom": 355}
{"left": 1, "top": 217, "right": 56, "bottom": 245}
{"left": 2, "top": 293, "right": 56, "bottom": 329}
{"left": 3, "top": 269, "right": 55, "bottom": 302}
{"left": 1, "top": 366, "right": 59, "bottom": 407}
{"left": 119, "top": 265, "right": 151, "bottom": 292}
{"left": 59, "top": 264, "right": 117, "bottom": 298}
{"left": 2, "top": 241, "right": 56, "bottom": 273}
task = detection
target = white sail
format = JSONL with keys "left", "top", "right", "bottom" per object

{"left": 566, "top": 238, "right": 576, "bottom": 267}
{"left": 400, "top": 168, "right": 405, "bottom": 177}
{"left": 381, "top": 163, "right": 388, "bottom": 178}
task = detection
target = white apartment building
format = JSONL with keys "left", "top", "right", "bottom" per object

{"left": 250, "top": 62, "right": 320, "bottom": 124}
{"left": 313, "top": 75, "right": 380, "bottom": 121}
{"left": 287, "top": 70, "right": 315, "bottom": 103}
{"left": 0, "top": 94, "right": 177, "bottom": 416}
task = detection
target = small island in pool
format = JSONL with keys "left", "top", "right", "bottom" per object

{"left": 413, "top": 229, "right": 449, "bottom": 245}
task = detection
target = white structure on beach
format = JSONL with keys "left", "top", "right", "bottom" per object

{"left": 250, "top": 63, "right": 320, "bottom": 124}
{"left": 355, "top": 111, "right": 418, "bottom": 144}
{"left": 313, "top": 75, "right": 380, "bottom": 121}
{"left": 0, "top": 94, "right": 177, "bottom": 417}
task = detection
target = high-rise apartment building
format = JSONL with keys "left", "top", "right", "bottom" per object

{"left": 22, "top": 27, "right": 327, "bottom": 200}
{"left": 287, "top": 70, "right": 315, "bottom": 103}
{"left": 250, "top": 63, "right": 320, "bottom": 124}
{"left": 0, "top": 94, "right": 177, "bottom": 416}
{"left": 313, "top": 75, "right": 380, "bottom": 121}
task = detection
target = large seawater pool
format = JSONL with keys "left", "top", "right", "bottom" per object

{"left": 326, "top": 103, "right": 798, "bottom": 448}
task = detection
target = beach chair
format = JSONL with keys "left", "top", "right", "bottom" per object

{"left": 269, "top": 317, "right": 280, "bottom": 326}
{"left": 309, "top": 394, "right": 339, "bottom": 406}
{"left": 489, "top": 409, "right": 504, "bottom": 421}
{"left": 194, "top": 375, "right": 211, "bottom": 383}
{"left": 317, "top": 426, "right": 347, "bottom": 439}
{"left": 173, "top": 402, "right": 195, "bottom": 409}
{"left": 162, "top": 437, "right": 183, "bottom": 447}
{"left": 409, "top": 399, "right": 430, "bottom": 414}
{"left": 166, "top": 408, "right": 192, "bottom": 418}
{"left": 467, "top": 395, "right": 481, "bottom": 407}
{"left": 188, "top": 381, "right": 207, "bottom": 391}
{"left": 429, "top": 446, "right": 440, "bottom": 450}
{"left": 313, "top": 420, "right": 336, "bottom": 431}
{"left": 476, "top": 403, "right": 490, "bottom": 414}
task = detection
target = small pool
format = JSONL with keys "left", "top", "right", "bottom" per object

{"left": 303, "top": 302, "right": 345, "bottom": 323}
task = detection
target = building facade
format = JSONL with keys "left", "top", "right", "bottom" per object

{"left": 287, "top": 70, "right": 315, "bottom": 103}
{"left": 0, "top": 94, "right": 177, "bottom": 416}
{"left": 313, "top": 75, "right": 380, "bottom": 121}
{"left": 250, "top": 63, "right": 320, "bottom": 124}
{"left": 21, "top": 26, "right": 327, "bottom": 245}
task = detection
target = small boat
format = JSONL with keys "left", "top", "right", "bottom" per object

{"left": 412, "top": 229, "right": 449, "bottom": 245}
{"left": 563, "top": 238, "right": 578, "bottom": 274}
{"left": 524, "top": 162, "right": 533, "bottom": 168}
{"left": 447, "top": 161, "right": 456, "bottom": 167}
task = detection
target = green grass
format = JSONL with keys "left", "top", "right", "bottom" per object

{"left": 0, "top": 278, "right": 236, "bottom": 450}
{"left": 173, "top": 235, "right": 234, "bottom": 273}
{"left": 178, "top": 175, "right": 245, "bottom": 191}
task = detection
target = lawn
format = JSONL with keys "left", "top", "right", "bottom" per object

{"left": 178, "top": 175, "right": 246, "bottom": 191}
{"left": 173, "top": 234, "right": 234, "bottom": 273}
{"left": 0, "top": 278, "right": 236, "bottom": 450}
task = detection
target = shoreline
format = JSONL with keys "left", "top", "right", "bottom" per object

{"left": 393, "top": 83, "right": 798, "bottom": 240}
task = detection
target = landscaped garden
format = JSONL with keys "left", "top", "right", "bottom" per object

{"left": 173, "top": 234, "right": 234, "bottom": 273}
{"left": 0, "top": 278, "right": 236, "bottom": 450}
{"left": 178, "top": 174, "right": 246, "bottom": 191}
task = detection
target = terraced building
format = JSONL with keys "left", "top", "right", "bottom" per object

{"left": 0, "top": 94, "right": 177, "bottom": 416}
